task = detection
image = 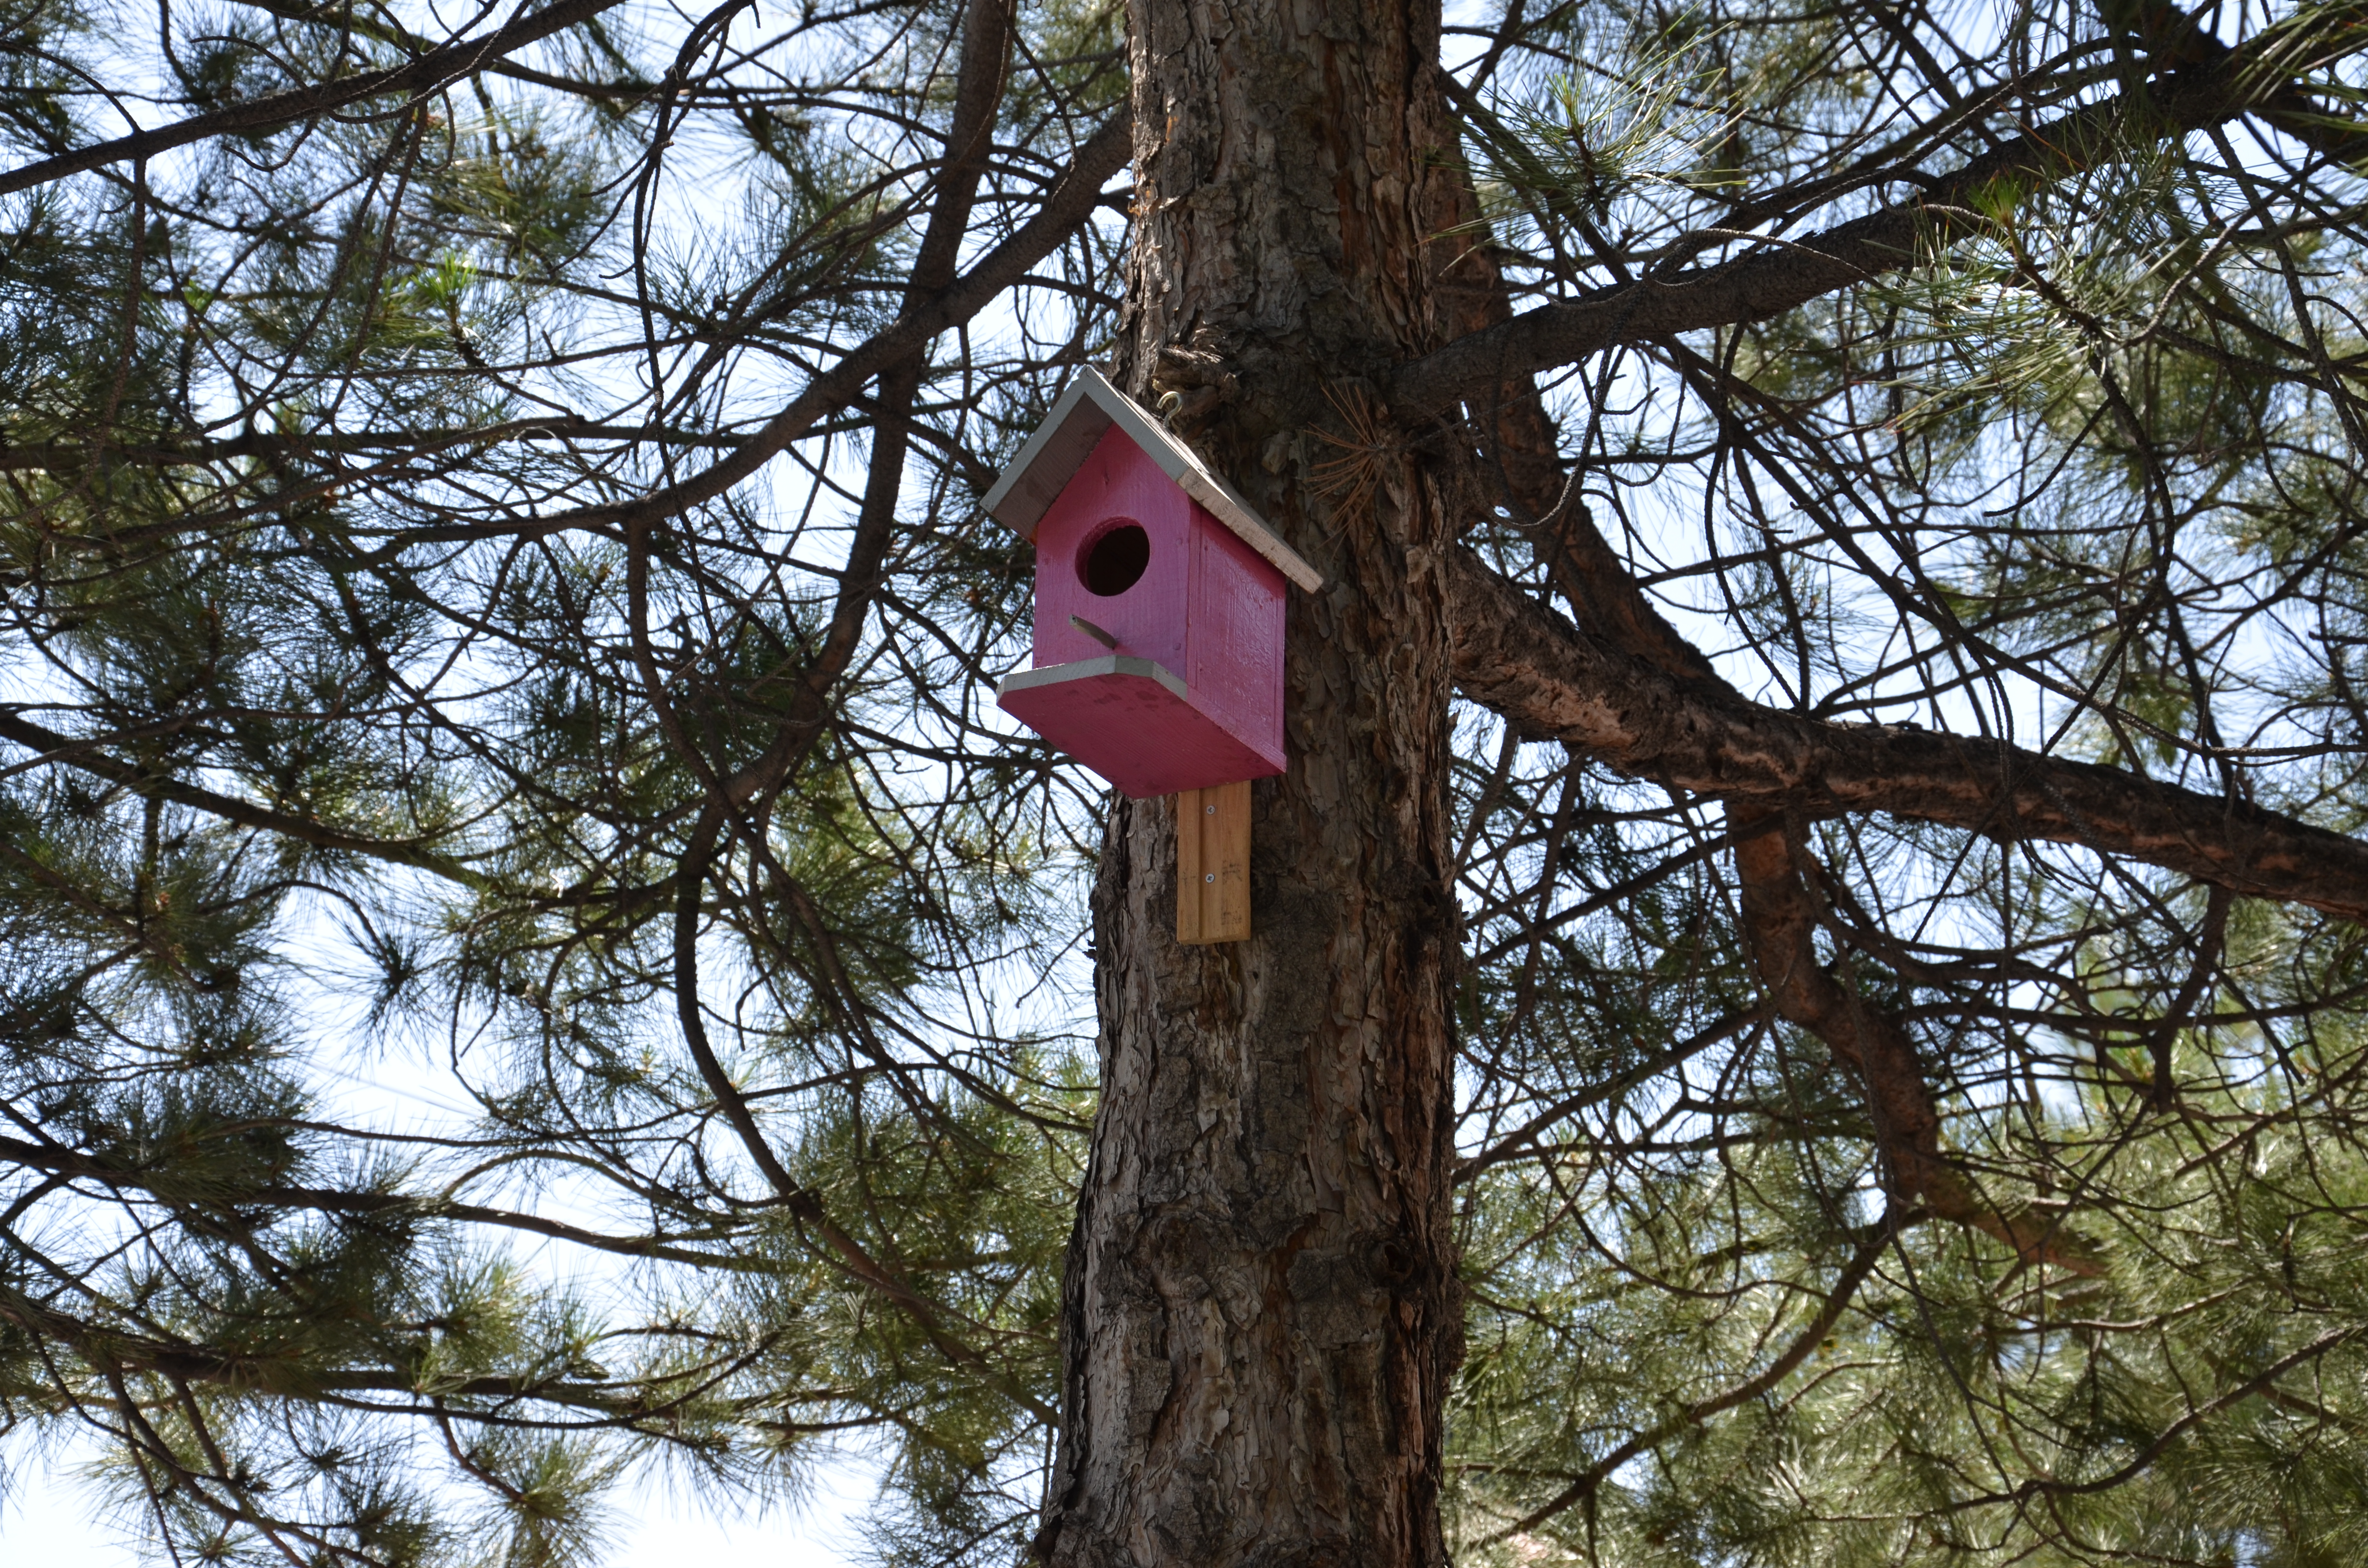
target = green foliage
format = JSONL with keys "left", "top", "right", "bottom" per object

{"left": 1441, "top": 0, "right": 2368, "bottom": 1560}
{"left": 0, "top": 0, "right": 1112, "bottom": 1561}
{"left": 15, "top": 0, "right": 2368, "bottom": 1565}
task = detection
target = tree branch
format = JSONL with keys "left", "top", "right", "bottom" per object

{"left": 369, "top": 103, "right": 1133, "bottom": 556}
{"left": 1396, "top": 15, "right": 2368, "bottom": 407}
{"left": 0, "top": 1132, "right": 769, "bottom": 1271}
{"left": 0, "top": 710, "right": 487, "bottom": 889}
{"left": 1729, "top": 812, "right": 2103, "bottom": 1273}
{"left": 1491, "top": 1219, "right": 1894, "bottom": 1540}
{"left": 1445, "top": 547, "right": 2368, "bottom": 924}
{"left": 0, "top": 0, "right": 636, "bottom": 197}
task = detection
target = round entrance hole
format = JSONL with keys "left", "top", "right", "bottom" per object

{"left": 1079, "top": 521, "right": 1150, "bottom": 597}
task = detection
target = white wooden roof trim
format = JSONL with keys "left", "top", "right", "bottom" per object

{"left": 981, "top": 367, "right": 1325, "bottom": 593}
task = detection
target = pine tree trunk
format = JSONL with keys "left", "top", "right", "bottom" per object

{"left": 1033, "top": 4, "right": 1465, "bottom": 1564}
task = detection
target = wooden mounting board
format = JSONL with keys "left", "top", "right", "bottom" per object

{"left": 1176, "top": 781, "right": 1251, "bottom": 944}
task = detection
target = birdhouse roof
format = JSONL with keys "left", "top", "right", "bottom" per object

{"left": 981, "top": 368, "right": 1324, "bottom": 593}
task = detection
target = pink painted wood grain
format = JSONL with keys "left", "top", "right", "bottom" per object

{"left": 1185, "top": 512, "right": 1285, "bottom": 763}
{"left": 1006, "top": 424, "right": 1289, "bottom": 795}
{"left": 998, "top": 662, "right": 1283, "bottom": 799}
{"left": 1032, "top": 427, "right": 1194, "bottom": 671}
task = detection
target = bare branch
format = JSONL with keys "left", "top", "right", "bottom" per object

{"left": 1396, "top": 18, "right": 2368, "bottom": 406}
{"left": 1446, "top": 547, "right": 2368, "bottom": 923}
{"left": 373, "top": 104, "right": 1134, "bottom": 555}
{"left": 0, "top": 0, "right": 638, "bottom": 197}
{"left": 1730, "top": 813, "right": 2103, "bottom": 1272}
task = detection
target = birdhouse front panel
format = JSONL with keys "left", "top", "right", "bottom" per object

{"left": 995, "top": 424, "right": 1290, "bottom": 799}
{"left": 1029, "top": 426, "right": 1194, "bottom": 672}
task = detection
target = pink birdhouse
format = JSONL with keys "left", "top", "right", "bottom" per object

{"left": 986, "top": 368, "right": 1323, "bottom": 800}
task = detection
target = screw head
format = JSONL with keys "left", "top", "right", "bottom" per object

{"left": 1205, "top": 874, "right": 1215, "bottom": 883}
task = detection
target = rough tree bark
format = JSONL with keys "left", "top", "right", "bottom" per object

{"left": 1031, "top": 3, "right": 1466, "bottom": 1565}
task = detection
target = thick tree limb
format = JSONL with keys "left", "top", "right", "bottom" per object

{"left": 1446, "top": 547, "right": 2368, "bottom": 923}
{"left": 1422, "top": 119, "right": 1571, "bottom": 520}
{"left": 1430, "top": 166, "right": 2119, "bottom": 1271}
{"left": 1396, "top": 16, "right": 2368, "bottom": 407}
{"left": 1730, "top": 814, "right": 2103, "bottom": 1272}
{"left": 1450, "top": 535, "right": 2109, "bottom": 1269}
{"left": 0, "top": 0, "right": 635, "bottom": 197}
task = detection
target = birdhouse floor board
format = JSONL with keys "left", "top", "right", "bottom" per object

{"left": 1175, "top": 781, "right": 1251, "bottom": 945}
{"left": 996, "top": 657, "right": 1285, "bottom": 799}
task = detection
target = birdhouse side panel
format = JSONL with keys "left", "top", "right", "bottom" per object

{"left": 1029, "top": 427, "right": 1192, "bottom": 673}
{"left": 1186, "top": 505, "right": 1288, "bottom": 769}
